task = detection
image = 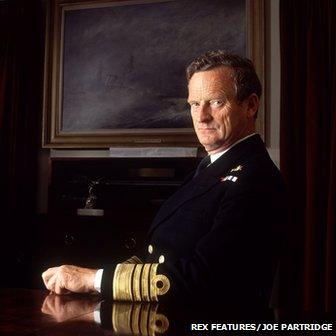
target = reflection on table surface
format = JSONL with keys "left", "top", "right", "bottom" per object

{"left": 41, "top": 293, "right": 169, "bottom": 335}
{"left": 0, "top": 289, "right": 172, "bottom": 336}
{"left": 3, "top": 288, "right": 333, "bottom": 336}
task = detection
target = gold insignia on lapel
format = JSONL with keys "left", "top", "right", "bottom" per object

{"left": 230, "top": 165, "right": 243, "bottom": 172}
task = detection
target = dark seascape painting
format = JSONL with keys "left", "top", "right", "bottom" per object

{"left": 61, "top": 0, "right": 246, "bottom": 132}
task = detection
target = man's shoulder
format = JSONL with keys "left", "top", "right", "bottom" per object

{"left": 215, "top": 154, "right": 284, "bottom": 196}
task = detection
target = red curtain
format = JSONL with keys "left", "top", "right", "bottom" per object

{"left": 280, "top": 0, "right": 336, "bottom": 312}
{"left": 0, "top": 0, "right": 43, "bottom": 286}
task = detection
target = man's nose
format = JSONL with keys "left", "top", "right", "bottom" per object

{"left": 197, "top": 104, "right": 212, "bottom": 122}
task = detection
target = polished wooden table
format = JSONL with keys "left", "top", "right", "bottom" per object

{"left": 2, "top": 288, "right": 334, "bottom": 335}
{"left": 0, "top": 289, "right": 101, "bottom": 335}
{"left": 0, "top": 289, "right": 171, "bottom": 336}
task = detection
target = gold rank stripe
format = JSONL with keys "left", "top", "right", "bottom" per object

{"left": 141, "top": 264, "right": 151, "bottom": 301}
{"left": 113, "top": 263, "right": 170, "bottom": 302}
{"left": 113, "top": 264, "right": 135, "bottom": 301}
{"left": 149, "top": 264, "right": 158, "bottom": 302}
{"left": 112, "top": 264, "right": 120, "bottom": 301}
{"left": 123, "top": 255, "right": 143, "bottom": 264}
{"left": 132, "top": 264, "right": 143, "bottom": 301}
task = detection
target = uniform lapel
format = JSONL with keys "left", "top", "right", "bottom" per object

{"left": 148, "top": 134, "right": 266, "bottom": 234}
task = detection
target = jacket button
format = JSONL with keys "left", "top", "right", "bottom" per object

{"left": 148, "top": 244, "right": 153, "bottom": 254}
{"left": 159, "top": 255, "right": 165, "bottom": 264}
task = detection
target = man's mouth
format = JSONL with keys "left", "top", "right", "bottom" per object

{"left": 198, "top": 128, "right": 216, "bottom": 131}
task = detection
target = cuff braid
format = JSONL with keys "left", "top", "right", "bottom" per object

{"left": 112, "top": 263, "right": 170, "bottom": 302}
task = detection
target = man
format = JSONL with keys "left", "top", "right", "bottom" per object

{"left": 42, "top": 51, "right": 285, "bottom": 315}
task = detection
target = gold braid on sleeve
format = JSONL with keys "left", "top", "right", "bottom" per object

{"left": 112, "top": 263, "right": 170, "bottom": 302}
{"left": 122, "top": 255, "right": 143, "bottom": 264}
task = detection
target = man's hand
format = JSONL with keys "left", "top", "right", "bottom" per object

{"left": 42, "top": 265, "right": 98, "bottom": 295}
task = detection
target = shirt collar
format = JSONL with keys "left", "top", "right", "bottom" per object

{"left": 210, "top": 133, "right": 257, "bottom": 163}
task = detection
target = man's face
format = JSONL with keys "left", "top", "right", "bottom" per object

{"left": 188, "top": 66, "right": 258, "bottom": 154}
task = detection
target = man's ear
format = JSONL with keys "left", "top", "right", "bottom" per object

{"left": 245, "top": 93, "right": 259, "bottom": 118}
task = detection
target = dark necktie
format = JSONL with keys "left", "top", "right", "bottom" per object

{"left": 194, "top": 155, "right": 211, "bottom": 177}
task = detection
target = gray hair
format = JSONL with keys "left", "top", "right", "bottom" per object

{"left": 186, "top": 50, "right": 262, "bottom": 102}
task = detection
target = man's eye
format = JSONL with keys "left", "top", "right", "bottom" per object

{"left": 189, "top": 102, "right": 199, "bottom": 108}
{"left": 210, "top": 100, "right": 223, "bottom": 107}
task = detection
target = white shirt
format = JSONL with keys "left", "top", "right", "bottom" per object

{"left": 210, "top": 133, "right": 256, "bottom": 163}
{"left": 94, "top": 133, "right": 257, "bottom": 293}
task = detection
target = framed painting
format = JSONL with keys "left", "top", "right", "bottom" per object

{"left": 43, "top": 0, "right": 265, "bottom": 148}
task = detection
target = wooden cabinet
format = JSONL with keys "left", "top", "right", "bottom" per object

{"left": 38, "top": 157, "right": 198, "bottom": 270}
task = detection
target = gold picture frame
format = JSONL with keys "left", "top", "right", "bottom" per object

{"left": 43, "top": 0, "right": 265, "bottom": 148}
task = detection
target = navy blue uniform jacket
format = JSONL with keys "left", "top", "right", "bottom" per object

{"left": 101, "top": 134, "right": 286, "bottom": 311}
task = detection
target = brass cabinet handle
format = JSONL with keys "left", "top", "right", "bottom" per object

{"left": 64, "top": 234, "right": 75, "bottom": 246}
{"left": 124, "top": 237, "right": 136, "bottom": 250}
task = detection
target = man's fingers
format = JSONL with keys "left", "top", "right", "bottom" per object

{"left": 54, "top": 276, "right": 71, "bottom": 295}
{"left": 48, "top": 270, "right": 71, "bottom": 295}
{"left": 54, "top": 279, "right": 63, "bottom": 295}
{"left": 42, "top": 267, "right": 58, "bottom": 281}
{"left": 43, "top": 267, "right": 69, "bottom": 294}
{"left": 45, "top": 272, "right": 58, "bottom": 292}
{"left": 42, "top": 267, "right": 67, "bottom": 294}
{"left": 42, "top": 267, "right": 58, "bottom": 287}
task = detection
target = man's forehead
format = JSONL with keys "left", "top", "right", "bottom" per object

{"left": 188, "top": 66, "right": 235, "bottom": 98}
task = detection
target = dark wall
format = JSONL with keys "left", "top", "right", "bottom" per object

{"left": 0, "top": 0, "right": 45, "bottom": 288}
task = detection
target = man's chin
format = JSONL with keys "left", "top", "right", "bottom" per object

{"left": 202, "top": 143, "right": 222, "bottom": 154}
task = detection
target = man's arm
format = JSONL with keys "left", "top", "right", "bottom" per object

{"left": 42, "top": 262, "right": 170, "bottom": 302}
{"left": 42, "top": 174, "right": 284, "bottom": 304}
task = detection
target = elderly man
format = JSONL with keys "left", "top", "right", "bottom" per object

{"left": 42, "top": 51, "right": 285, "bottom": 315}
